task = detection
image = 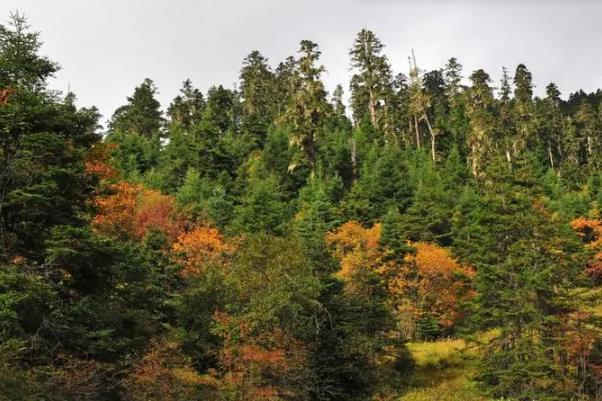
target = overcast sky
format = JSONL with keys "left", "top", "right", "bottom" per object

{"left": 3, "top": 0, "right": 602, "bottom": 124}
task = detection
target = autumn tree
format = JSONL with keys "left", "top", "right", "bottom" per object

{"left": 92, "top": 182, "right": 184, "bottom": 242}
{"left": 571, "top": 215, "right": 602, "bottom": 283}
{"left": 397, "top": 242, "right": 475, "bottom": 339}
{"left": 171, "top": 226, "right": 229, "bottom": 277}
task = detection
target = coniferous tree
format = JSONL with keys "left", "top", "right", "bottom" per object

{"left": 239, "top": 50, "right": 277, "bottom": 146}
{"left": 466, "top": 69, "right": 496, "bottom": 177}
{"left": 109, "top": 78, "right": 164, "bottom": 138}
{"left": 349, "top": 29, "right": 394, "bottom": 139}
{"left": 167, "top": 78, "right": 205, "bottom": 131}
{"left": 281, "top": 40, "right": 329, "bottom": 171}
{"left": 512, "top": 64, "right": 536, "bottom": 158}
{"left": 460, "top": 156, "right": 588, "bottom": 400}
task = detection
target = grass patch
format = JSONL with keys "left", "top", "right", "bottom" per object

{"left": 407, "top": 338, "right": 468, "bottom": 370}
{"left": 397, "top": 335, "right": 495, "bottom": 401}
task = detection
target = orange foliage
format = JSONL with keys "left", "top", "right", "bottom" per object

{"left": 400, "top": 242, "right": 475, "bottom": 328}
{"left": 213, "top": 312, "right": 310, "bottom": 401}
{"left": 85, "top": 143, "right": 118, "bottom": 180}
{"left": 92, "top": 182, "right": 184, "bottom": 242}
{"left": 122, "top": 340, "right": 217, "bottom": 401}
{"left": 325, "top": 221, "right": 384, "bottom": 282}
{"left": 171, "top": 226, "right": 230, "bottom": 277}
{"left": 92, "top": 182, "right": 141, "bottom": 239}
{"left": 571, "top": 216, "right": 602, "bottom": 282}
{"left": 0, "top": 88, "right": 13, "bottom": 106}
{"left": 326, "top": 221, "right": 475, "bottom": 332}
{"left": 561, "top": 312, "right": 602, "bottom": 388}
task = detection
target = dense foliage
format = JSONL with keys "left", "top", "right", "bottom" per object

{"left": 1, "top": 14, "right": 601, "bottom": 401}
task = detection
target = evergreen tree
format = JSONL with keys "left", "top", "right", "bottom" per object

{"left": 443, "top": 58, "right": 469, "bottom": 156}
{"left": 536, "top": 82, "right": 564, "bottom": 170}
{"left": 281, "top": 40, "right": 330, "bottom": 171}
{"left": 342, "top": 145, "right": 414, "bottom": 223}
{"left": 466, "top": 69, "right": 496, "bottom": 177}
{"left": 239, "top": 50, "right": 276, "bottom": 146}
{"left": 512, "top": 64, "right": 536, "bottom": 158}
{"left": 349, "top": 29, "right": 393, "bottom": 138}
{"left": 460, "top": 156, "right": 588, "bottom": 400}
{"left": 167, "top": 78, "right": 205, "bottom": 131}
{"left": 0, "top": 14, "right": 100, "bottom": 260}
{"left": 109, "top": 78, "right": 164, "bottom": 138}
{"left": 229, "top": 164, "right": 290, "bottom": 235}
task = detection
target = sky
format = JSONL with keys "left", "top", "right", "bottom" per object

{"left": 3, "top": 0, "right": 602, "bottom": 124}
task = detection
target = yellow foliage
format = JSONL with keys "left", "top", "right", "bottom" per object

{"left": 399, "top": 242, "right": 475, "bottom": 328}
{"left": 171, "top": 226, "right": 230, "bottom": 277}
{"left": 325, "top": 221, "right": 383, "bottom": 281}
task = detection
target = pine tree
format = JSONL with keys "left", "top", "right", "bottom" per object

{"left": 0, "top": 14, "right": 100, "bottom": 259}
{"left": 349, "top": 29, "right": 393, "bottom": 139}
{"left": 461, "top": 156, "right": 587, "bottom": 400}
{"left": 466, "top": 69, "right": 496, "bottom": 177}
{"left": 167, "top": 79, "right": 205, "bottom": 131}
{"left": 281, "top": 40, "right": 329, "bottom": 171}
{"left": 443, "top": 58, "right": 469, "bottom": 156}
{"left": 239, "top": 50, "right": 276, "bottom": 146}
{"left": 512, "top": 64, "right": 535, "bottom": 157}
{"left": 109, "top": 78, "right": 164, "bottom": 138}
{"left": 498, "top": 67, "right": 515, "bottom": 164}
{"left": 536, "top": 82, "right": 564, "bottom": 170}
{"left": 342, "top": 144, "right": 413, "bottom": 223}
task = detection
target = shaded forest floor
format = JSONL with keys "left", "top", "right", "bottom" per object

{"left": 396, "top": 338, "right": 490, "bottom": 401}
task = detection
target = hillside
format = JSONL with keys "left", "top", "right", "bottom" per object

{"left": 0, "top": 13, "right": 601, "bottom": 401}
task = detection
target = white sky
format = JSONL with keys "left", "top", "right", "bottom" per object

{"left": 3, "top": 0, "right": 602, "bottom": 125}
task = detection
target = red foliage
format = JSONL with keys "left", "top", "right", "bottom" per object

{"left": 92, "top": 182, "right": 184, "bottom": 243}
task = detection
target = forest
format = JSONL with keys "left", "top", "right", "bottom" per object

{"left": 0, "top": 12, "right": 601, "bottom": 401}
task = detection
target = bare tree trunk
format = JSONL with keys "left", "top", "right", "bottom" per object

{"left": 423, "top": 114, "right": 436, "bottom": 162}
{"left": 369, "top": 90, "right": 377, "bottom": 129}
{"left": 587, "top": 135, "right": 593, "bottom": 156}
{"left": 547, "top": 141, "right": 555, "bottom": 169}
{"left": 414, "top": 115, "right": 421, "bottom": 149}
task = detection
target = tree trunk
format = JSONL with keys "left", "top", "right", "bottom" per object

{"left": 369, "top": 90, "right": 377, "bottom": 129}
{"left": 547, "top": 141, "right": 555, "bottom": 169}
{"left": 414, "top": 115, "right": 421, "bottom": 149}
{"left": 424, "top": 114, "right": 436, "bottom": 162}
